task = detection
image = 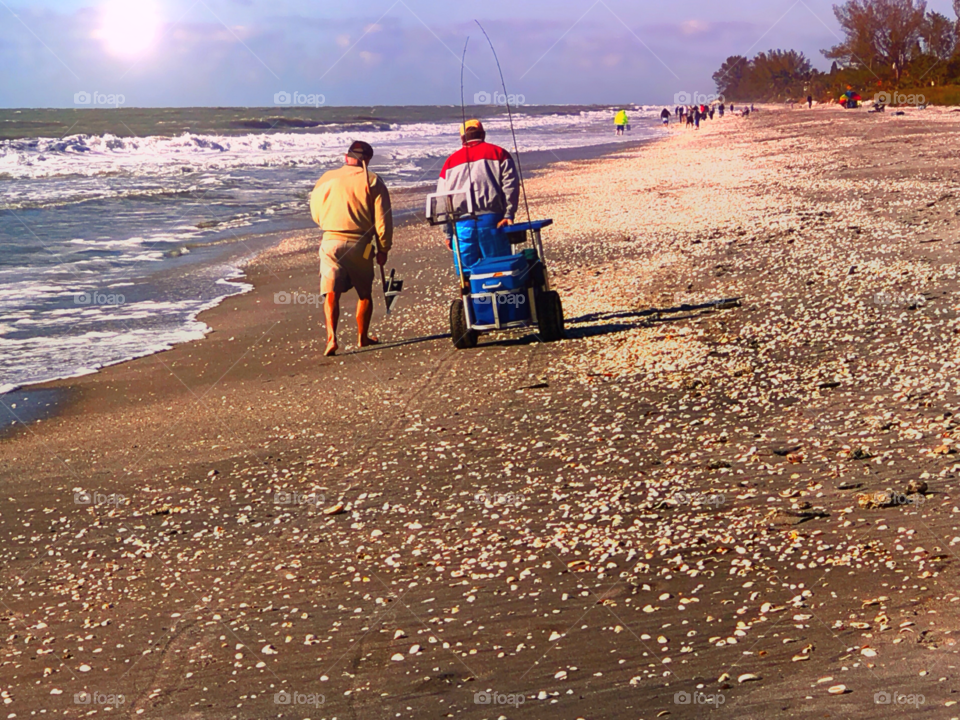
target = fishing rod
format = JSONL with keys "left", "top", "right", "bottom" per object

{"left": 459, "top": 36, "right": 478, "bottom": 223}
{"left": 475, "top": 20, "right": 532, "bottom": 226}
{"left": 460, "top": 37, "right": 470, "bottom": 145}
{"left": 452, "top": 36, "right": 471, "bottom": 291}
{"left": 460, "top": 35, "right": 472, "bottom": 193}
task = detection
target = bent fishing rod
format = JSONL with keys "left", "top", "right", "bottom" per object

{"left": 475, "top": 20, "right": 532, "bottom": 226}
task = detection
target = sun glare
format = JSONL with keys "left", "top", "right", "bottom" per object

{"left": 98, "top": 0, "right": 162, "bottom": 58}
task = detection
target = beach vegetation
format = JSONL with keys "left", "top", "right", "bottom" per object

{"left": 712, "top": 0, "right": 960, "bottom": 105}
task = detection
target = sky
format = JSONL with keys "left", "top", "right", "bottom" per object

{"left": 2, "top": 0, "right": 958, "bottom": 108}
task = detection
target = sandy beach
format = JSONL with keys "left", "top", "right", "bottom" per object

{"left": 7, "top": 106, "right": 960, "bottom": 718}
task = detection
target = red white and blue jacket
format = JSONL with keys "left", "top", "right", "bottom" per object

{"left": 436, "top": 141, "right": 519, "bottom": 221}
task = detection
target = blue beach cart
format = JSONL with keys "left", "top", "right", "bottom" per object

{"left": 426, "top": 191, "right": 565, "bottom": 349}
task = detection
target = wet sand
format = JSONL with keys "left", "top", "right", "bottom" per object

{"left": 4, "top": 106, "right": 960, "bottom": 718}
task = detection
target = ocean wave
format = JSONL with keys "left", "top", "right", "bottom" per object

{"left": 2, "top": 185, "right": 202, "bottom": 211}
{"left": 0, "top": 109, "right": 659, "bottom": 181}
{"left": 0, "top": 263, "right": 254, "bottom": 395}
{"left": 230, "top": 118, "right": 397, "bottom": 133}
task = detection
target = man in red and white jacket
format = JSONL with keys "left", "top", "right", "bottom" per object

{"left": 436, "top": 119, "right": 520, "bottom": 272}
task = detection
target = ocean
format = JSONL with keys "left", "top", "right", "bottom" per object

{"left": 0, "top": 104, "right": 662, "bottom": 398}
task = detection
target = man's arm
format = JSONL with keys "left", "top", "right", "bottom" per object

{"left": 436, "top": 165, "right": 454, "bottom": 245}
{"left": 500, "top": 153, "right": 520, "bottom": 223}
{"left": 373, "top": 177, "right": 393, "bottom": 253}
{"left": 309, "top": 181, "right": 325, "bottom": 227}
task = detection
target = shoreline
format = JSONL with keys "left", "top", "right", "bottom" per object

{"left": 0, "top": 133, "right": 660, "bottom": 437}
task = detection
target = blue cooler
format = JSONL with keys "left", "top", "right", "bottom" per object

{"left": 467, "top": 254, "right": 532, "bottom": 327}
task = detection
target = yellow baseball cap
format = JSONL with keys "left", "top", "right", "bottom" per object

{"left": 459, "top": 119, "right": 484, "bottom": 137}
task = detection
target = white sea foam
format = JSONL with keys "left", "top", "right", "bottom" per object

{"left": 0, "top": 263, "right": 254, "bottom": 395}
{"left": 0, "top": 109, "right": 658, "bottom": 183}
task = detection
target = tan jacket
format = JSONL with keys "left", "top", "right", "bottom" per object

{"left": 309, "top": 165, "right": 393, "bottom": 251}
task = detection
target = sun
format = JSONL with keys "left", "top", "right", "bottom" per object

{"left": 98, "top": 0, "right": 163, "bottom": 58}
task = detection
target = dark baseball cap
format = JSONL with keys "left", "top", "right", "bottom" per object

{"left": 346, "top": 140, "right": 374, "bottom": 161}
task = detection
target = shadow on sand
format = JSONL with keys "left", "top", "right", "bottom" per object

{"left": 341, "top": 299, "right": 741, "bottom": 354}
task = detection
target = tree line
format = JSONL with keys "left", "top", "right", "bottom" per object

{"left": 713, "top": 0, "right": 960, "bottom": 102}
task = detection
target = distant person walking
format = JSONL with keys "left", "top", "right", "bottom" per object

{"left": 660, "top": 108, "right": 671, "bottom": 125}
{"left": 310, "top": 140, "right": 393, "bottom": 357}
{"left": 807, "top": 95, "right": 813, "bottom": 109}
{"left": 614, "top": 109, "right": 628, "bottom": 136}
{"left": 718, "top": 102, "right": 725, "bottom": 118}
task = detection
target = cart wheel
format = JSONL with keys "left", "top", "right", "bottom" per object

{"left": 536, "top": 291, "right": 566, "bottom": 342}
{"left": 450, "top": 300, "right": 478, "bottom": 349}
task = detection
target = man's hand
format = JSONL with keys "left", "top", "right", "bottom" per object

{"left": 445, "top": 237, "right": 452, "bottom": 250}
{"left": 497, "top": 218, "right": 513, "bottom": 229}
{"left": 376, "top": 251, "right": 388, "bottom": 267}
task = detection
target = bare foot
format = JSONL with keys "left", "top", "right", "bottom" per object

{"left": 324, "top": 338, "right": 338, "bottom": 356}
{"left": 358, "top": 336, "right": 380, "bottom": 348}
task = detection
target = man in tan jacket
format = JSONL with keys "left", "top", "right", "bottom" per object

{"left": 310, "top": 141, "right": 393, "bottom": 356}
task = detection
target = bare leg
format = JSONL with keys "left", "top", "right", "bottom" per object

{"left": 357, "top": 297, "right": 378, "bottom": 347}
{"left": 324, "top": 292, "right": 340, "bottom": 356}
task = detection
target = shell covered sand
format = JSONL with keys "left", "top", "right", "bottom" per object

{"left": 8, "top": 107, "right": 960, "bottom": 717}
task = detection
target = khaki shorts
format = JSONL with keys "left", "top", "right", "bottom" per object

{"left": 320, "top": 236, "right": 375, "bottom": 298}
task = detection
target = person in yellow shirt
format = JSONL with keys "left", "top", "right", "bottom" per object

{"left": 614, "top": 109, "right": 628, "bottom": 135}
{"left": 309, "top": 141, "right": 393, "bottom": 356}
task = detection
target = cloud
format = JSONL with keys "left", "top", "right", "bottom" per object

{"left": 680, "top": 19, "right": 710, "bottom": 36}
{"left": 0, "top": 4, "right": 838, "bottom": 108}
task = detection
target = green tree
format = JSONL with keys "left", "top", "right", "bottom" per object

{"left": 922, "top": 10, "right": 956, "bottom": 59}
{"left": 824, "top": 0, "right": 883, "bottom": 71}
{"left": 825, "top": 0, "right": 927, "bottom": 83}
{"left": 712, "top": 56, "right": 748, "bottom": 100}
{"left": 751, "top": 50, "right": 814, "bottom": 99}
{"left": 714, "top": 50, "right": 813, "bottom": 101}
